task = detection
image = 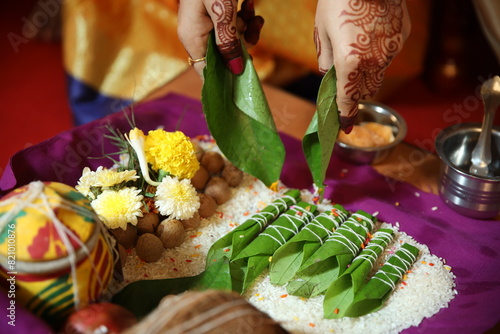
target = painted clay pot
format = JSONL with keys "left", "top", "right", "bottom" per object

{"left": 0, "top": 181, "right": 116, "bottom": 327}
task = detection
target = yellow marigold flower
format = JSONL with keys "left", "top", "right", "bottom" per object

{"left": 145, "top": 130, "right": 200, "bottom": 179}
{"left": 91, "top": 187, "right": 144, "bottom": 230}
{"left": 155, "top": 176, "right": 200, "bottom": 220}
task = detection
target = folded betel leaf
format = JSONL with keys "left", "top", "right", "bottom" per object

{"left": 202, "top": 31, "right": 285, "bottom": 186}
{"left": 231, "top": 201, "right": 318, "bottom": 294}
{"left": 323, "top": 228, "right": 395, "bottom": 319}
{"left": 193, "top": 256, "right": 233, "bottom": 292}
{"left": 205, "top": 189, "right": 301, "bottom": 268}
{"left": 269, "top": 204, "right": 349, "bottom": 286}
{"left": 302, "top": 65, "right": 340, "bottom": 189}
{"left": 340, "top": 243, "right": 419, "bottom": 318}
{"left": 286, "top": 210, "right": 377, "bottom": 298}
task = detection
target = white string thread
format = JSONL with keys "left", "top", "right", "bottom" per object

{"left": 371, "top": 244, "right": 418, "bottom": 289}
{"left": 260, "top": 205, "right": 315, "bottom": 246}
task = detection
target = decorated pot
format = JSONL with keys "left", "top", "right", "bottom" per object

{"left": 0, "top": 181, "right": 116, "bottom": 326}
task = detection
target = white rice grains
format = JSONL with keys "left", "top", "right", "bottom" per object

{"left": 116, "top": 154, "right": 456, "bottom": 333}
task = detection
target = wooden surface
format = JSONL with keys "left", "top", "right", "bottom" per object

{"left": 145, "top": 68, "right": 442, "bottom": 195}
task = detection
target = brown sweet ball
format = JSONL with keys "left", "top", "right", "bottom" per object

{"left": 204, "top": 177, "right": 231, "bottom": 205}
{"left": 136, "top": 211, "right": 160, "bottom": 235}
{"left": 135, "top": 233, "right": 164, "bottom": 263}
{"left": 110, "top": 223, "right": 137, "bottom": 250}
{"left": 201, "top": 151, "right": 225, "bottom": 174}
{"left": 190, "top": 165, "right": 209, "bottom": 190}
{"left": 181, "top": 212, "right": 201, "bottom": 230}
{"left": 158, "top": 219, "right": 186, "bottom": 249}
{"left": 221, "top": 162, "right": 244, "bottom": 187}
{"left": 197, "top": 193, "right": 217, "bottom": 218}
{"left": 191, "top": 140, "right": 204, "bottom": 161}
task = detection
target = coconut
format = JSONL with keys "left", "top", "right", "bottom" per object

{"left": 123, "top": 290, "right": 287, "bottom": 334}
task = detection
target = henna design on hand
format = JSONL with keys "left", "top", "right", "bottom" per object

{"left": 315, "top": 26, "right": 330, "bottom": 74}
{"left": 314, "top": 26, "right": 321, "bottom": 59}
{"left": 341, "top": 0, "right": 405, "bottom": 116}
{"left": 212, "top": 0, "right": 241, "bottom": 60}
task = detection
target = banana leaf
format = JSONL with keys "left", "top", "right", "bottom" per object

{"left": 231, "top": 201, "right": 318, "bottom": 293}
{"left": 205, "top": 189, "right": 300, "bottom": 268}
{"left": 336, "top": 243, "right": 419, "bottom": 318}
{"left": 302, "top": 65, "right": 340, "bottom": 189}
{"left": 201, "top": 31, "right": 284, "bottom": 186}
{"left": 323, "top": 228, "right": 395, "bottom": 319}
{"left": 286, "top": 210, "right": 377, "bottom": 298}
{"left": 269, "top": 204, "right": 349, "bottom": 286}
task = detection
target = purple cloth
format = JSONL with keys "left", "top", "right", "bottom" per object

{"left": 1, "top": 93, "right": 499, "bottom": 333}
{"left": 0, "top": 288, "right": 53, "bottom": 334}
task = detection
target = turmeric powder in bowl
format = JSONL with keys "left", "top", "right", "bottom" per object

{"left": 338, "top": 122, "right": 395, "bottom": 148}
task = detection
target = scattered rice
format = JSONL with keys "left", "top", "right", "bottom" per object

{"left": 111, "top": 142, "right": 457, "bottom": 334}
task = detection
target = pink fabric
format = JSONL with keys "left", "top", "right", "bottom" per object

{"left": 1, "top": 93, "right": 499, "bottom": 333}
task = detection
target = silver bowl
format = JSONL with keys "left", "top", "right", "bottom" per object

{"left": 435, "top": 123, "right": 500, "bottom": 219}
{"left": 334, "top": 101, "right": 407, "bottom": 164}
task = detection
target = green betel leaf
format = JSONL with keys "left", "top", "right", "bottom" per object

{"left": 202, "top": 32, "right": 285, "bottom": 186}
{"left": 195, "top": 256, "right": 233, "bottom": 291}
{"left": 112, "top": 275, "right": 200, "bottom": 319}
{"left": 302, "top": 66, "right": 340, "bottom": 189}
{"left": 269, "top": 204, "right": 349, "bottom": 286}
{"left": 231, "top": 202, "right": 318, "bottom": 293}
{"left": 323, "top": 228, "right": 395, "bottom": 319}
{"left": 343, "top": 243, "right": 419, "bottom": 318}
{"left": 205, "top": 189, "right": 301, "bottom": 268}
{"left": 287, "top": 210, "right": 377, "bottom": 298}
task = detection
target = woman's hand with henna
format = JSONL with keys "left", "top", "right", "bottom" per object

{"left": 177, "top": 0, "right": 264, "bottom": 78}
{"left": 314, "top": 0, "right": 411, "bottom": 133}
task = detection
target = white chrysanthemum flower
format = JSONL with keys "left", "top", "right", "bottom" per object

{"left": 94, "top": 167, "right": 138, "bottom": 188}
{"left": 155, "top": 176, "right": 200, "bottom": 220}
{"left": 91, "top": 187, "right": 144, "bottom": 230}
{"left": 76, "top": 167, "right": 98, "bottom": 199}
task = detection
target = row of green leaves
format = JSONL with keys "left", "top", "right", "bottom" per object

{"left": 113, "top": 191, "right": 417, "bottom": 321}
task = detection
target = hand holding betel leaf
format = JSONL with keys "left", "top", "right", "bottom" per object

{"left": 178, "top": 0, "right": 264, "bottom": 77}
{"left": 201, "top": 32, "right": 285, "bottom": 187}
